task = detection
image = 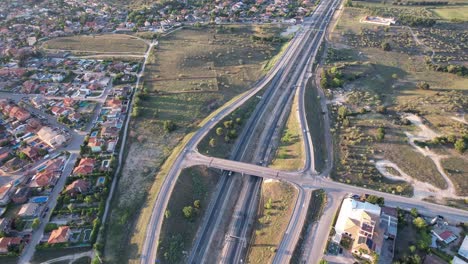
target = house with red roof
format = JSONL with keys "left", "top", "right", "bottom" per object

{"left": 48, "top": 226, "right": 70, "bottom": 244}
{"left": 14, "top": 108, "right": 30, "bottom": 121}
{"left": 63, "top": 98, "right": 75, "bottom": 107}
{"left": 31, "top": 171, "right": 59, "bottom": 187}
{"left": 0, "top": 237, "right": 22, "bottom": 253}
{"left": 64, "top": 179, "right": 89, "bottom": 195}
{"left": 432, "top": 228, "right": 458, "bottom": 245}
{"left": 73, "top": 158, "right": 95, "bottom": 176}
{"left": 21, "top": 146, "right": 39, "bottom": 160}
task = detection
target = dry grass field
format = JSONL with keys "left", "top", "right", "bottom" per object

{"left": 43, "top": 34, "right": 148, "bottom": 54}
{"left": 246, "top": 181, "right": 298, "bottom": 263}
{"left": 144, "top": 26, "right": 287, "bottom": 94}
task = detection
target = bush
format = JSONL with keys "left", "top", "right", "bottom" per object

{"left": 416, "top": 81, "right": 430, "bottom": 90}
{"left": 454, "top": 139, "right": 467, "bottom": 153}
{"left": 381, "top": 42, "right": 391, "bottom": 51}
{"left": 163, "top": 120, "right": 176, "bottom": 133}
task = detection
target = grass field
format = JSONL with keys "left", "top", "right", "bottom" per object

{"left": 144, "top": 25, "right": 287, "bottom": 94}
{"left": 270, "top": 96, "right": 305, "bottom": 171}
{"left": 442, "top": 157, "right": 468, "bottom": 196}
{"left": 246, "top": 181, "right": 298, "bottom": 263}
{"left": 432, "top": 6, "right": 468, "bottom": 21}
{"left": 304, "top": 78, "right": 328, "bottom": 173}
{"left": 103, "top": 25, "right": 290, "bottom": 264}
{"left": 157, "top": 166, "right": 220, "bottom": 263}
{"left": 43, "top": 34, "right": 148, "bottom": 54}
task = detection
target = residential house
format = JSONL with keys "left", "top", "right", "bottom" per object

{"left": 88, "top": 138, "right": 102, "bottom": 153}
{"left": 333, "top": 198, "right": 384, "bottom": 260}
{"left": 31, "top": 171, "right": 58, "bottom": 187}
{"left": 43, "top": 157, "right": 65, "bottom": 174}
{"left": 48, "top": 226, "right": 71, "bottom": 244}
{"left": 13, "top": 108, "right": 30, "bottom": 122}
{"left": 18, "top": 203, "right": 39, "bottom": 218}
{"left": 0, "top": 237, "right": 21, "bottom": 254}
{"left": 64, "top": 179, "right": 89, "bottom": 195}
{"left": 37, "top": 126, "right": 66, "bottom": 148}
{"left": 106, "top": 98, "right": 121, "bottom": 109}
{"left": 73, "top": 158, "right": 95, "bottom": 176}
{"left": 380, "top": 206, "right": 398, "bottom": 239}
{"left": 431, "top": 228, "right": 458, "bottom": 245}
{"left": 0, "top": 184, "right": 13, "bottom": 206}
{"left": 21, "top": 146, "right": 39, "bottom": 160}
{"left": 11, "top": 187, "right": 31, "bottom": 204}
{"left": 100, "top": 126, "right": 119, "bottom": 139}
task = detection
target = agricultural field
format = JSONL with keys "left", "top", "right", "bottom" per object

{"left": 157, "top": 166, "right": 220, "bottom": 263}
{"left": 246, "top": 181, "right": 298, "bottom": 263}
{"left": 144, "top": 25, "right": 288, "bottom": 94}
{"left": 102, "top": 25, "right": 290, "bottom": 264}
{"left": 42, "top": 34, "right": 148, "bottom": 54}
{"left": 326, "top": 1, "right": 468, "bottom": 200}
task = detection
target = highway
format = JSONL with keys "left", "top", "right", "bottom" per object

{"left": 192, "top": 0, "right": 344, "bottom": 262}
{"left": 139, "top": 10, "right": 314, "bottom": 263}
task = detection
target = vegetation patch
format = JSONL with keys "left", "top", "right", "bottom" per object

{"left": 442, "top": 157, "right": 468, "bottom": 196}
{"left": 270, "top": 97, "right": 305, "bottom": 171}
{"left": 246, "top": 181, "right": 298, "bottom": 263}
{"left": 431, "top": 6, "right": 468, "bottom": 21}
{"left": 157, "top": 166, "right": 220, "bottom": 263}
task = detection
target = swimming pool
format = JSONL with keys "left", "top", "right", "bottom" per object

{"left": 90, "top": 131, "right": 98, "bottom": 138}
{"left": 30, "top": 196, "right": 48, "bottom": 203}
{"left": 96, "top": 177, "right": 105, "bottom": 186}
{"left": 36, "top": 164, "right": 47, "bottom": 172}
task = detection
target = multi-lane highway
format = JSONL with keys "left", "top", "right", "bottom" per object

{"left": 139, "top": 9, "right": 315, "bottom": 263}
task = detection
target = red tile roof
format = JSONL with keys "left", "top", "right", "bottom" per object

{"left": 48, "top": 226, "right": 70, "bottom": 244}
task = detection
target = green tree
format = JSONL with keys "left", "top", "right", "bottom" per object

{"left": 182, "top": 206, "right": 193, "bottom": 220}
{"left": 366, "top": 195, "right": 384, "bottom": 206}
{"left": 163, "top": 120, "right": 176, "bottom": 132}
{"left": 209, "top": 138, "right": 216, "bottom": 147}
{"left": 337, "top": 106, "right": 348, "bottom": 120}
{"left": 265, "top": 198, "right": 273, "bottom": 209}
{"left": 32, "top": 218, "right": 40, "bottom": 230}
{"left": 376, "top": 127, "right": 385, "bottom": 141}
{"left": 416, "top": 81, "right": 430, "bottom": 90}
{"left": 18, "top": 152, "right": 28, "bottom": 160}
{"left": 216, "top": 127, "right": 224, "bottom": 136}
{"left": 68, "top": 203, "right": 75, "bottom": 213}
{"left": 84, "top": 196, "right": 93, "bottom": 204}
{"left": 413, "top": 217, "right": 427, "bottom": 229}
{"left": 454, "top": 139, "right": 467, "bottom": 153}
{"left": 194, "top": 200, "right": 201, "bottom": 209}
{"left": 165, "top": 210, "right": 171, "bottom": 219}
{"left": 223, "top": 120, "right": 233, "bottom": 129}
{"left": 382, "top": 42, "right": 391, "bottom": 51}
{"left": 410, "top": 208, "right": 418, "bottom": 217}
